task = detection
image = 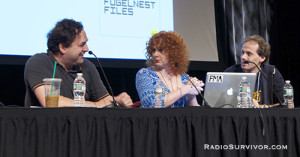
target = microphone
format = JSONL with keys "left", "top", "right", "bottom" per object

{"left": 88, "top": 51, "right": 119, "bottom": 108}
{"left": 175, "top": 63, "right": 211, "bottom": 107}
{"left": 243, "top": 60, "right": 283, "bottom": 106}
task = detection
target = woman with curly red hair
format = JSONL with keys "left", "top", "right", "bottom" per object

{"left": 136, "top": 31, "right": 204, "bottom": 108}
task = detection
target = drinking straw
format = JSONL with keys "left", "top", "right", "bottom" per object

{"left": 50, "top": 61, "right": 57, "bottom": 95}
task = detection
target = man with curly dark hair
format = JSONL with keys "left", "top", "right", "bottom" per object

{"left": 24, "top": 19, "right": 133, "bottom": 107}
{"left": 225, "top": 35, "right": 285, "bottom": 108}
{"left": 136, "top": 31, "right": 204, "bottom": 108}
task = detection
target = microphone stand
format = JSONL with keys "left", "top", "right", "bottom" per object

{"left": 88, "top": 51, "right": 119, "bottom": 108}
{"left": 244, "top": 60, "right": 270, "bottom": 136}
{"left": 175, "top": 63, "right": 211, "bottom": 107}
{"left": 243, "top": 61, "right": 284, "bottom": 107}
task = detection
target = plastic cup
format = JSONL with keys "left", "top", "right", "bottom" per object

{"left": 43, "top": 78, "right": 62, "bottom": 107}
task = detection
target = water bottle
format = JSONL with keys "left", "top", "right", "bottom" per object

{"left": 237, "top": 77, "right": 251, "bottom": 108}
{"left": 154, "top": 88, "right": 165, "bottom": 108}
{"left": 283, "top": 80, "right": 294, "bottom": 108}
{"left": 73, "top": 73, "right": 86, "bottom": 107}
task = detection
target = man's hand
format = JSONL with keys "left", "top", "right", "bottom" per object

{"left": 114, "top": 92, "right": 133, "bottom": 107}
{"left": 252, "top": 98, "right": 260, "bottom": 108}
{"left": 252, "top": 99, "right": 277, "bottom": 108}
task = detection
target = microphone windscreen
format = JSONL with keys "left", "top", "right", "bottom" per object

{"left": 88, "top": 51, "right": 93, "bottom": 55}
{"left": 243, "top": 60, "right": 249, "bottom": 64}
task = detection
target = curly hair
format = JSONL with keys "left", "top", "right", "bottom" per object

{"left": 244, "top": 35, "right": 271, "bottom": 64}
{"left": 145, "top": 31, "right": 189, "bottom": 75}
{"left": 47, "top": 19, "right": 83, "bottom": 54}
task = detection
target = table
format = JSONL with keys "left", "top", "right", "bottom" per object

{"left": 0, "top": 107, "right": 299, "bottom": 157}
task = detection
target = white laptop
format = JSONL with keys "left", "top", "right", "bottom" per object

{"left": 203, "top": 72, "right": 257, "bottom": 108}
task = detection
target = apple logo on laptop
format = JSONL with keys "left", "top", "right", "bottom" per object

{"left": 227, "top": 88, "right": 233, "bottom": 95}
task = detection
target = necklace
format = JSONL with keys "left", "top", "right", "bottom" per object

{"left": 156, "top": 67, "right": 179, "bottom": 92}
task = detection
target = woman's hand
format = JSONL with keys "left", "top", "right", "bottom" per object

{"left": 186, "top": 77, "right": 205, "bottom": 91}
{"left": 182, "top": 78, "right": 204, "bottom": 96}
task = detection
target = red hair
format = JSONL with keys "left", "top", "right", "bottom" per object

{"left": 145, "top": 31, "right": 189, "bottom": 75}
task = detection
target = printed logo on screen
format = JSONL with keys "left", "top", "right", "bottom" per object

{"left": 104, "top": 0, "right": 157, "bottom": 16}
{"left": 208, "top": 75, "right": 223, "bottom": 83}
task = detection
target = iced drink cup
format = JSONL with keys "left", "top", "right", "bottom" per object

{"left": 43, "top": 78, "right": 62, "bottom": 107}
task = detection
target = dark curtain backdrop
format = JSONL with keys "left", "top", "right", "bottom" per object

{"left": 215, "top": 0, "right": 300, "bottom": 106}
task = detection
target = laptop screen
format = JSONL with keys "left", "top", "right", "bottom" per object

{"left": 203, "top": 72, "right": 257, "bottom": 108}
